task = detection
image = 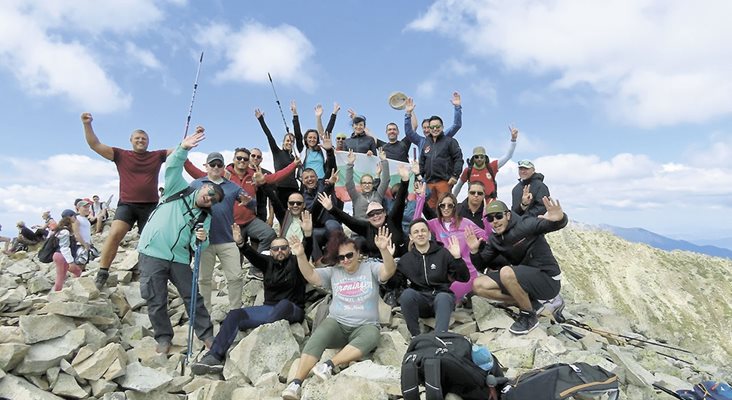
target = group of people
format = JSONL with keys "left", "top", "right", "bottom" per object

{"left": 30, "top": 92, "right": 569, "bottom": 400}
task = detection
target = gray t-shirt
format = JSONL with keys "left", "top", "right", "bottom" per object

{"left": 315, "top": 260, "right": 382, "bottom": 327}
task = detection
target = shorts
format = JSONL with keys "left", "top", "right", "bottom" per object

{"left": 486, "top": 265, "right": 561, "bottom": 301}
{"left": 114, "top": 202, "right": 157, "bottom": 234}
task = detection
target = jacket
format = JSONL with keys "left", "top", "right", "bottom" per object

{"left": 346, "top": 160, "right": 389, "bottom": 220}
{"left": 138, "top": 145, "right": 211, "bottom": 263}
{"left": 258, "top": 115, "right": 298, "bottom": 189}
{"left": 470, "top": 213, "right": 568, "bottom": 276}
{"left": 344, "top": 133, "right": 377, "bottom": 154}
{"left": 511, "top": 172, "right": 550, "bottom": 217}
{"left": 419, "top": 134, "right": 463, "bottom": 183}
{"left": 397, "top": 241, "right": 469, "bottom": 294}
{"left": 404, "top": 105, "right": 462, "bottom": 154}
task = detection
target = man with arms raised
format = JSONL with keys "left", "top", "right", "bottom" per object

{"left": 81, "top": 112, "right": 172, "bottom": 289}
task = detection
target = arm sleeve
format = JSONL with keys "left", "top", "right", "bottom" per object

{"left": 450, "top": 141, "right": 464, "bottom": 179}
{"left": 325, "top": 113, "right": 337, "bottom": 135}
{"left": 183, "top": 159, "right": 206, "bottom": 179}
{"left": 530, "top": 212, "right": 568, "bottom": 235}
{"left": 404, "top": 113, "right": 423, "bottom": 148}
{"left": 471, "top": 241, "right": 497, "bottom": 268}
{"left": 324, "top": 148, "right": 336, "bottom": 179}
{"left": 413, "top": 192, "right": 426, "bottom": 220}
{"left": 496, "top": 140, "right": 517, "bottom": 168}
{"left": 389, "top": 178, "right": 410, "bottom": 225}
{"left": 293, "top": 115, "right": 304, "bottom": 153}
{"left": 328, "top": 203, "right": 371, "bottom": 236}
{"left": 448, "top": 255, "right": 470, "bottom": 283}
{"left": 239, "top": 242, "right": 269, "bottom": 270}
{"left": 376, "top": 160, "right": 390, "bottom": 198}
{"left": 258, "top": 115, "right": 281, "bottom": 154}
{"left": 444, "top": 105, "right": 462, "bottom": 137}
{"left": 452, "top": 170, "right": 468, "bottom": 196}
{"left": 264, "top": 161, "right": 298, "bottom": 184}
{"left": 59, "top": 231, "right": 74, "bottom": 263}
{"left": 345, "top": 164, "right": 360, "bottom": 203}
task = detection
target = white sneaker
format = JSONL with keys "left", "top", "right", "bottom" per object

{"left": 282, "top": 381, "right": 301, "bottom": 400}
{"left": 312, "top": 362, "right": 333, "bottom": 381}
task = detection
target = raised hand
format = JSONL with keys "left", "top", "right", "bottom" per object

{"left": 398, "top": 164, "right": 410, "bottom": 181}
{"left": 405, "top": 98, "right": 415, "bottom": 113}
{"left": 290, "top": 100, "right": 298, "bottom": 115}
{"left": 289, "top": 235, "right": 304, "bottom": 256}
{"left": 451, "top": 91, "right": 461, "bottom": 106}
{"left": 411, "top": 159, "right": 420, "bottom": 175}
{"left": 347, "top": 149, "right": 356, "bottom": 165}
{"left": 509, "top": 124, "right": 519, "bottom": 141}
{"left": 80, "top": 112, "right": 93, "bottom": 124}
{"left": 347, "top": 108, "right": 357, "bottom": 120}
{"left": 464, "top": 225, "right": 482, "bottom": 253}
{"left": 332, "top": 102, "right": 341, "bottom": 114}
{"left": 374, "top": 226, "right": 393, "bottom": 252}
{"left": 237, "top": 192, "right": 252, "bottom": 206}
{"left": 378, "top": 147, "right": 387, "bottom": 161}
{"left": 316, "top": 192, "right": 333, "bottom": 210}
{"left": 253, "top": 167, "right": 265, "bottom": 185}
{"left": 447, "top": 236, "right": 462, "bottom": 259}
{"left": 255, "top": 108, "right": 263, "bottom": 119}
{"left": 539, "top": 197, "right": 564, "bottom": 221}
{"left": 375, "top": 160, "right": 382, "bottom": 176}
{"left": 414, "top": 180, "right": 425, "bottom": 195}
{"left": 327, "top": 169, "right": 339, "bottom": 185}
{"left": 521, "top": 184, "right": 533, "bottom": 207}
{"left": 448, "top": 177, "right": 457, "bottom": 186}
{"left": 315, "top": 104, "right": 323, "bottom": 118}
{"left": 232, "top": 223, "right": 243, "bottom": 244}
{"left": 182, "top": 129, "right": 205, "bottom": 150}
{"left": 321, "top": 131, "right": 333, "bottom": 150}
{"left": 301, "top": 210, "right": 313, "bottom": 236}
{"left": 293, "top": 155, "right": 302, "bottom": 166}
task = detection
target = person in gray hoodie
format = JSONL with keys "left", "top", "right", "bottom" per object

{"left": 345, "top": 148, "right": 390, "bottom": 221}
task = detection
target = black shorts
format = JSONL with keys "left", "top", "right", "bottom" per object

{"left": 486, "top": 265, "right": 561, "bottom": 301}
{"left": 114, "top": 202, "right": 157, "bottom": 234}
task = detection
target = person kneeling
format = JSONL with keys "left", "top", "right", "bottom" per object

{"left": 282, "top": 228, "right": 395, "bottom": 400}
{"left": 397, "top": 219, "right": 469, "bottom": 337}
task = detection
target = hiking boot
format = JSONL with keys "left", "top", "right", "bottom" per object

{"left": 544, "top": 294, "right": 566, "bottom": 323}
{"left": 155, "top": 340, "right": 172, "bottom": 355}
{"left": 312, "top": 362, "right": 334, "bottom": 381}
{"left": 281, "top": 381, "right": 302, "bottom": 400}
{"left": 509, "top": 310, "right": 539, "bottom": 335}
{"left": 190, "top": 353, "right": 224, "bottom": 375}
{"left": 246, "top": 267, "right": 264, "bottom": 281}
{"left": 95, "top": 269, "right": 109, "bottom": 290}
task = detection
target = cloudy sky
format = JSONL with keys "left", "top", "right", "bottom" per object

{"left": 1, "top": 0, "right": 730, "bottom": 246}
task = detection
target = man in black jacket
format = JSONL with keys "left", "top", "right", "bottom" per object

{"left": 467, "top": 198, "right": 566, "bottom": 335}
{"left": 418, "top": 115, "right": 463, "bottom": 209}
{"left": 511, "top": 160, "right": 551, "bottom": 217}
{"left": 398, "top": 219, "right": 469, "bottom": 337}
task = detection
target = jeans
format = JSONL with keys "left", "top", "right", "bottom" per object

{"left": 399, "top": 288, "right": 455, "bottom": 337}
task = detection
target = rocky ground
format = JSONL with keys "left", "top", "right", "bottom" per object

{"left": 0, "top": 221, "right": 730, "bottom": 399}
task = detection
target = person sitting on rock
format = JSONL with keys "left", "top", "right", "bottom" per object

{"left": 467, "top": 198, "right": 566, "bottom": 335}
{"left": 397, "top": 219, "right": 469, "bottom": 337}
{"left": 190, "top": 211, "right": 317, "bottom": 375}
{"left": 89, "top": 195, "right": 109, "bottom": 234}
{"left": 282, "top": 228, "right": 395, "bottom": 400}
{"left": 52, "top": 210, "right": 84, "bottom": 291}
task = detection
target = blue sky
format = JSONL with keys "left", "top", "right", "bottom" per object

{"left": 1, "top": 0, "right": 731, "bottom": 246}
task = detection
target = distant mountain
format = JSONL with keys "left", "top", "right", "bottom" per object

{"left": 598, "top": 224, "right": 732, "bottom": 259}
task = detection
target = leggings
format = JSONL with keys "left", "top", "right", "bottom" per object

{"left": 53, "top": 252, "right": 82, "bottom": 291}
{"left": 209, "top": 299, "right": 304, "bottom": 360}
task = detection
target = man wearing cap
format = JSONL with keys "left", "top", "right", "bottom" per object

{"left": 344, "top": 114, "right": 378, "bottom": 155}
{"left": 374, "top": 122, "right": 411, "bottom": 162}
{"left": 511, "top": 160, "right": 551, "bottom": 217}
{"left": 403, "top": 92, "right": 462, "bottom": 155}
{"left": 417, "top": 114, "right": 464, "bottom": 209}
{"left": 453, "top": 127, "right": 519, "bottom": 199}
{"left": 81, "top": 112, "right": 173, "bottom": 290}
{"left": 467, "top": 198, "right": 567, "bottom": 335}
{"left": 137, "top": 129, "right": 222, "bottom": 354}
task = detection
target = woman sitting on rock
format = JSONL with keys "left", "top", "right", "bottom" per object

{"left": 282, "top": 228, "right": 395, "bottom": 400}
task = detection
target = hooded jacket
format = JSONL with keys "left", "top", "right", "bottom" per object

{"left": 397, "top": 241, "right": 469, "bottom": 294}
{"left": 511, "top": 172, "right": 550, "bottom": 217}
{"left": 470, "top": 212, "right": 568, "bottom": 276}
{"left": 419, "top": 133, "right": 463, "bottom": 183}
{"left": 346, "top": 160, "right": 390, "bottom": 221}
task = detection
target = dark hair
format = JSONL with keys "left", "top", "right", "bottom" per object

{"left": 421, "top": 118, "right": 431, "bottom": 126}
{"left": 435, "top": 192, "right": 462, "bottom": 227}
{"left": 55, "top": 216, "right": 74, "bottom": 233}
{"left": 429, "top": 115, "right": 443, "bottom": 126}
{"left": 201, "top": 183, "right": 225, "bottom": 207}
{"left": 408, "top": 218, "right": 429, "bottom": 234}
{"left": 234, "top": 147, "right": 250, "bottom": 155}
{"left": 324, "top": 230, "right": 358, "bottom": 265}
{"left": 301, "top": 168, "right": 318, "bottom": 178}
{"left": 304, "top": 129, "right": 321, "bottom": 150}
{"left": 386, "top": 122, "right": 399, "bottom": 131}
{"left": 468, "top": 181, "right": 486, "bottom": 190}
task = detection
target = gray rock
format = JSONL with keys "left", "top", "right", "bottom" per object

{"left": 373, "top": 331, "right": 409, "bottom": 367}
{"left": 102, "top": 393, "right": 126, "bottom": 400}
{"left": 303, "top": 374, "right": 388, "bottom": 400}
{"left": 607, "top": 345, "right": 655, "bottom": 387}
{"left": 41, "top": 301, "right": 118, "bottom": 326}
{"left": 0, "top": 374, "right": 65, "bottom": 400}
{"left": 0, "top": 326, "right": 23, "bottom": 344}
{"left": 70, "top": 277, "right": 101, "bottom": 302}
{"left": 19, "top": 314, "right": 76, "bottom": 344}
{"left": 27, "top": 275, "right": 53, "bottom": 294}
{"left": 0, "top": 343, "right": 30, "bottom": 371}
{"left": 14, "top": 328, "right": 86, "bottom": 375}
{"left": 472, "top": 297, "right": 515, "bottom": 331}
{"left": 90, "top": 379, "right": 118, "bottom": 397}
{"left": 223, "top": 319, "right": 300, "bottom": 384}
{"left": 115, "top": 249, "right": 139, "bottom": 271}
{"left": 340, "top": 360, "right": 401, "bottom": 396}
{"left": 125, "top": 389, "right": 180, "bottom": 400}
{"left": 78, "top": 321, "right": 109, "bottom": 349}
{"left": 51, "top": 372, "right": 89, "bottom": 398}
{"left": 73, "top": 342, "right": 127, "bottom": 381}
{"left": 124, "top": 282, "right": 146, "bottom": 310}
{"left": 117, "top": 362, "right": 173, "bottom": 393}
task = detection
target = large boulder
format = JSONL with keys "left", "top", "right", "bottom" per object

{"left": 14, "top": 328, "right": 86, "bottom": 375}
{"left": 0, "top": 374, "right": 65, "bottom": 400}
{"left": 72, "top": 342, "right": 128, "bottom": 381}
{"left": 19, "top": 314, "right": 76, "bottom": 344}
{"left": 0, "top": 343, "right": 30, "bottom": 371}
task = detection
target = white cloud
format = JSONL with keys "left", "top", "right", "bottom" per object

{"left": 416, "top": 80, "right": 436, "bottom": 98}
{"left": 408, "top": 0, "right": 732, "bottom": 127}
{"left": 125, "top": 42, "right": 163, "bottom": 70}
{"left": 194, "top": 22, "right": 316, "bottom": 91}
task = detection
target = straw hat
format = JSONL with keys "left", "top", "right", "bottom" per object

{"left": 388, "top": 91, "right": 408, "bottom": 110}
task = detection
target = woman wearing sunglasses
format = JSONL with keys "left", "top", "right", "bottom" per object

{"left": 412, "top": 183, "right": 488, "bottom": 303}
{"left": 282, "top": 227, "right": 395, "bottom": 399}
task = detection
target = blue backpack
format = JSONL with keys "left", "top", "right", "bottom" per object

{"left": 675, "top": 381, "right": 732, "bottom": 400}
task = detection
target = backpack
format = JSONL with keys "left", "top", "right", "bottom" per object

{"left": 466, "top": 157, "right": 498, "bottom": 199}
{"left": 673, "top": 381, "right": 732, "bottom": 400}
{"left": 401, "top": 332, "right": 504, "bottom": 400}
{"left": 501, "top": 362, "right": 619, "bottom": 400}
{"left": 37, "top": 234, "right": 59, "bottom": 263}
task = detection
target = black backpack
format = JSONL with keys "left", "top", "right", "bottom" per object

{"left": 501, "top": 362, "right": 619, "bottom": 400}
{"left": 37, "top": 234, "right": 59, "bottom": 263}
{"left": 401, "top": 332, "right": 504, "bottom": 400}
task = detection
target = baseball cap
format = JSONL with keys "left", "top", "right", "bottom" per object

{"left": 366, "top": 202, "right": 384, "bottom": 214}
{"left": 517, "top": 160, "right": 535, "bottom": 169}
{"left": 472, "top": 146, "right": 486, "bottom": 157}
{"left": 206, "top": 152, "right": 225, "bottom": 164}
{"left": 61, "top": 209, "right": 77, "bottom": 218}
{"left": 75, "top": 198, "right": 91, "bottom": 207}
{"left": 484, "top": 200, "right": 509, "bottom": 214}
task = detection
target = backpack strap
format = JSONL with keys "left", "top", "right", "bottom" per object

{"left": 401, "top": 355, "right": 421, "bottom": 400}
{"left": 423, "top": 358, "right": 444, "bottom": 400}
{"left": 160, "top": 186, "right": 196, "bottom": 204}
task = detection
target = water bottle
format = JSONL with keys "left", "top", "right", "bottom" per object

{"left": 472, "top": 344, "right": 494, "bottom": 371}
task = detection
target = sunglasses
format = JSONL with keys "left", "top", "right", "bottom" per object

{"left": 469, "top": 191, "right": 485, "bottom": 196}
{"left": 288, "top": 201, "right": 304, "bottom": 206}
{"left": 271, "top": 245, "right": 289, "bottom": 252}
{"left": 235, "top": 156, "right": 249, "bottom": 162}
{"left": 251, "top": 154, "right": 262, "bottom": 159}
{"left": 486, "top": 212, "right": 506, "bottom": 222}
{"left": 337, "top": 252, "right": 355, "bottom": 262}
{"left": 438, "top": 203, "right": 455, "bottom": 210}
{"left": 473, "top": 155, "right": 486, "bottom": 159}
{"left": 208, "top": 161, "right": 224, "bottom": 168}
{"left": 429, "top": 125, "right": 442, "bottom": 130}
{"left": 360, "top": 181, "right": 373, "bottom": 185}
{"left": 336, "top": 137, "right": 346, "bottom": 140}
{"left": 366, "top": 209, "right": 384, "bottom": 218}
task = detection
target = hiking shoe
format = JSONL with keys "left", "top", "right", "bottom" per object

{"left": 531, "top": 298, "right": 544, "bottom": 315}
{"left": 281, "top": 381, "right": 302, "bottom": 400}
{"left": 203, "top": 336, "right": 214, "bottom": 350}
{"left": 155, "top": 340, "right": 172, "bottom": 355}
{"left": 312, "top": 362, "right": 334, "bottom": 381}
{"left": 246, "top": 267, "right": 264, "bottom": 281}
{"left": 509, "top": 310, "right": 539, "bottom": 335}
{"left": 95, "top": 269, "right": 109, "bottom": 290}
{"left": 190, "top": 353, "right": 224, "bottom": 375}
{"left": 544, "top": 294, "right": 566, "bottom": 323}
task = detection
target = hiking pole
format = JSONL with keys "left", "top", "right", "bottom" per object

{"left": 267, "top": 72, "right": 290, "bottom": 134}
{"left": 563, "top": 320, "right": 692, "bottom": 354}
{"left": 182, "top": 223, "right": 205, "bottom": 375}
{"left": 183, "top": 51, "right": 204, "bottom": 138}
{"left": 652, "top": 383, "right": 687, "bottom": 399}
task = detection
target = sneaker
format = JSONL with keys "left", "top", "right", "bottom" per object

{"left": 531, "top": 298, "right": 544, "bottom": 315}
{"left": 155, "top": 340, "right": 172, "bottom": 354}
{"left": 246, "top": 267, "right": 264, "bottom": 281}
{"left": 312, "top": 362, "right": 333, "bottom": 381}
{"left": 203, "top": 336, "right": 214, "bottom": 350}
{"left": 509, "top": 310, "right": 539, "bottom": 335}
{"left": 281, "top": 381, "right": 302, "bottom": 400}
{"left": 190, "top": 353, "right": 224, "bottom": 375}
{"left": 95, "top": 269, "right": 109, "bottom": 290}
{"left": 544, "top": 294, "right": 566, "bottom": 323}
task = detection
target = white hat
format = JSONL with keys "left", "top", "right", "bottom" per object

{"left": 388, "top": 92, "right": 408, "bottom": 110}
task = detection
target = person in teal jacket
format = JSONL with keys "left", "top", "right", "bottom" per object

{"left": 137, "top": 128, "right": 224, "bottom": 354}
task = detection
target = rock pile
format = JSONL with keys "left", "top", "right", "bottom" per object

{"left": 0, "top": 224, "right": 730, "bottom": 399}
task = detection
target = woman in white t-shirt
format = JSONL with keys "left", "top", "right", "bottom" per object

{"left": 52, "top": 211, "right": 83, "bottom": 291}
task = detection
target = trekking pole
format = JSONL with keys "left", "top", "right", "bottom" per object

{"left": 183, "top": 51, "right": 204, "bottom": 138}
{"left": 182, "top": 223, "right": 205, "bottom": 375}
{"left": 267, "top": 72, "right": 291, "bottom": 134}
{"left": 563, "top": 320, "right": 692, "bottom": 354}
{"left": 652, "top": 383, "right": 686, "bottom": 399}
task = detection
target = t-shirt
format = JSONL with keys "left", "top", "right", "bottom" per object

{"left": 460, "top": 160, "right": 499, "bottom": 197}
{"left": 315, "top": 260, "right": 382, "bottom": 327}
{"left": 113, "top": 148, "right": 168, "bottom": 203}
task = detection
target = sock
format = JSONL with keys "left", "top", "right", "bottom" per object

{"left": 292, "top": 379, "right": 302, "bottom": 386}
{"left": 324, "top": 360, "right": 335, "bottom": 369}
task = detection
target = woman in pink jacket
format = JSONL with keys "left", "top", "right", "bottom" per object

{"left": 413, "top": 182, "right": 488, "bottom": 302}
